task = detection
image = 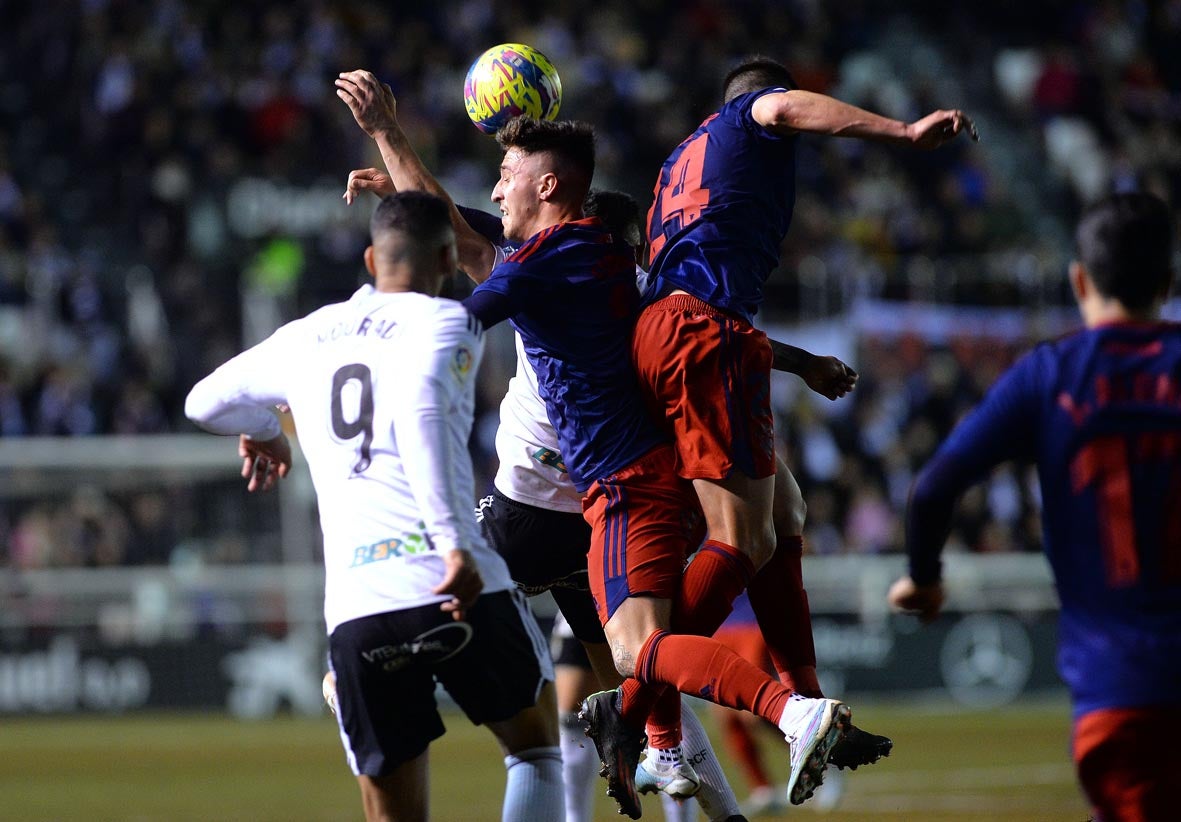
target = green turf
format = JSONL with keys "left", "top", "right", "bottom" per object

{"left": 0, "top": 701, "right": 1091, "bottom": 821}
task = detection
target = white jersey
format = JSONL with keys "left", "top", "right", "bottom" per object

{"left": 186, "top": 285, "right": 514, "bottom": 633}
{"left": 493, "top": 332, "right": 583, "bottom": 513}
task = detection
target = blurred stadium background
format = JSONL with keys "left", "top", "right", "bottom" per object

{"left": 1, "top": 0, "right": 1177, "bottom": 818}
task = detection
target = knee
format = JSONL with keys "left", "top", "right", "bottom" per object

{"left": 775, "top": 482, "right": 807, "bottom": 537}
{"left": 785, "top": 493, "right": 806, "bottom": 536}
{"left": 743, "top": 519, "right": 779, "bottom": 570}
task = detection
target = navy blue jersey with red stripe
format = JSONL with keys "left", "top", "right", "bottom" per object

{"left": 465, "top": 218, "right": 665, "bottom": 491}
{"left": 907, "top": 321, "right": 1181, "bottom": 717}
{"left": 645, "top": 88, "right": 796, "bottom": 322}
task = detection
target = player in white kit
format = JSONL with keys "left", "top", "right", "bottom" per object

{"left": 185, "top": 191, "right": 564, "bottom": 822}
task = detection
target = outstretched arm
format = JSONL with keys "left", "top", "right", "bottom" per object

{"left": 769, "top": 339, "right": 858, "bottom": 400}
{"left": 336, "top": 69, "right": 498, "bottom": 282}
{"left": 185, "top": 330, "right": 295, "bottom": 493}
{"left": 752, "top": 89, "right": 977, "bottom": 148}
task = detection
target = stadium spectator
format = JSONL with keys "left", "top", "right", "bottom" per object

{"left": 0, "top": 1, "right": 1177, "bottom": 568}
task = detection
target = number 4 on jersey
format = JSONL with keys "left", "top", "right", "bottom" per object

{"left": 648, "top": 127, "right": 713, "bottom": 259}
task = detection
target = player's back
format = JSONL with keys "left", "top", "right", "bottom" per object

{"left": 1031, "top": 321, "right": 1181, "bottom": 714}
{"left": 645, "top": 89, "right": 797, "bottom": 321}
{"left": 279, "top": 286, "right": 511, "bottom": 631}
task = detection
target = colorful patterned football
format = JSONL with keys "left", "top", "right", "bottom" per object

{"left": 463, "top": 43, "right": 562, "bottom": 134}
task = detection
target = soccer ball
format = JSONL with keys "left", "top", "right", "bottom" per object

{"left": 463, "top": 43, "right": 562, "bottom": 134}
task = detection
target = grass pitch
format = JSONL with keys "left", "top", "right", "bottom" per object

{"left": 0, "top": 700, "right": 1090, "bottom": 821}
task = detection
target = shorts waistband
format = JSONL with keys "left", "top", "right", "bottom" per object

{"left": 647, "top": 293, "right": 746, "bottom": 323}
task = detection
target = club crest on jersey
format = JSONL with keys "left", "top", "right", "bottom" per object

{"left": 451, "top": 346, "right": 474, "bottom": 382}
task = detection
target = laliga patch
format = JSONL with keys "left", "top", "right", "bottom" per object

{"left": 451, "top": 345, "right": 474, "bottom": 382}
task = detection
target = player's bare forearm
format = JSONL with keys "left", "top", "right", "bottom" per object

{"left": 755, "top": 90, "right": 976, "bottom": 148}
{"left": 336, "top": 69, "right": 496, "bottom": 282}
{"left": 770, "top": 339, "right": 858, "bottom": 400}
{"left": 372, "top": 130, "right": 496, "bottom": 282}
{"left": 372, "top": 127, "right": 451, "bottom": 205}
{"left": 756, "top": 90, "right": 908, "bottom": 142}
{"left": 770, "top": 338, "right": 813, "bottom": 373}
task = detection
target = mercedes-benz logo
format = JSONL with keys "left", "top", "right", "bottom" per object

{"left": 940, "top": 613, "right": 1034, "bottom": 708}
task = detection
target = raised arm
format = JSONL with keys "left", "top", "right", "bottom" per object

{"left": 335, "top": 70, "right": 498, "bottom": 282}
{"left": 769, "top": 338, "right": 858, "bottom": 400}
{"left": 752, "top": 89, "right": 977, "bottom": 149}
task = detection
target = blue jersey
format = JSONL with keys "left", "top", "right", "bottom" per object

{"left": 645, "top": 88, "right": 797, "bottom": 322}
{"left": 907, "top": 321, "right": 1181, "bottom": 717}
{"left": 464, "top": 218, "right": 666, "bottom": 491}
{"left": 720, "top": 589, "right": 758, "bottom": 629}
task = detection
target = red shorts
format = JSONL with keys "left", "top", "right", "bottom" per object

{"left": 583, "top": 445, "right": 701, "bottom": 625}
{"left": 632, "top": 293, "right": 775, "bottom": 481}
{"left": 1073, "top": 705, "right": 1181, "bottom": 822}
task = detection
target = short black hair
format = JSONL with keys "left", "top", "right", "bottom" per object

{"left": 722, "top": 56, "right": 797, "bottom": 103}
{"left": 496, "top": 116, "right": 596, "bottom": 184}
{"left": 583, "top": 189, "right": 643, "bottom": 249}
{"left": 1075, "top": 192, "right": 1174, "bottom": 310}
{"left": 370, "top": 190, "right": 453, "bottom": 254}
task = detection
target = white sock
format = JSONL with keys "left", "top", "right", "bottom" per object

{"left": 679, "top": 696, "right": 741, "bottom": 821}
{"left": 776, "top": 692, "right": 817, "bottom": 738}
{"left": 503, "top": 745, "right": 564, "bottom": 822}
{"left": 647, "top": 744, "right": 684, "bottom": 766}
{"left": 660, "top": 792, "right": 700, "bottom": 822}
{"left": 559, "top": 713, "right": 596, "bottom": 822}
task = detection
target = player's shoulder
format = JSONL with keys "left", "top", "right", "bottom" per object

{"left": 273, "top": 292, "right": 358, "bottom": 339}
{"left": 406, "top": 295, "right": 484, "bottom": 339}
{"left": 505, "top": 223, "right": 568, "bottom": 264}
{"left": 719, "top": 87, "right": 790, "bottom": 129}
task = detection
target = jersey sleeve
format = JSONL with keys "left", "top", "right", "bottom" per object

{"left": 389, "top": 304, "right": 484, "bottom": 554}
{"left": 735, "top": 87, "right": 794, "bottom": 141}
{"left": 906, "top": 349, "right": 1044, "bottom": 584}
{"left": 463, "top": 256, "right": 540, "bottom": 328}
{"left": 184, "top": 323, "right": 301, "bottom": 440}
{"left": 455, "top": 204, "right": 506, "bottom": 246}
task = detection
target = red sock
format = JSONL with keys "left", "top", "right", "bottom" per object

{"left": 675, "top": 539, "right": 756, "bottom": 636}
{"left": 635, "top": 630, "right": 791, "bottom": 724}
{"left": 746, "top": 535, "right": 819, "bottom": 691}
{"left": 722, "top": 713, "right": 772, "bottom": 789}
{"left": 639, "top": 540, "right": 755, "bottom": 745}
{"left": 619, "top": 678, "right": 664, "bottom": 731}
{"left": 645, "top": 687, "right": 682, "bottom": 750}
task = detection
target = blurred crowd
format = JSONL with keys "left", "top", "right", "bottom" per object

{"left": 1, "top": 0, "right": 1179, "bottom": 567}
{"left": 784, "top": 330, "right": 1042, "bottom": 559}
